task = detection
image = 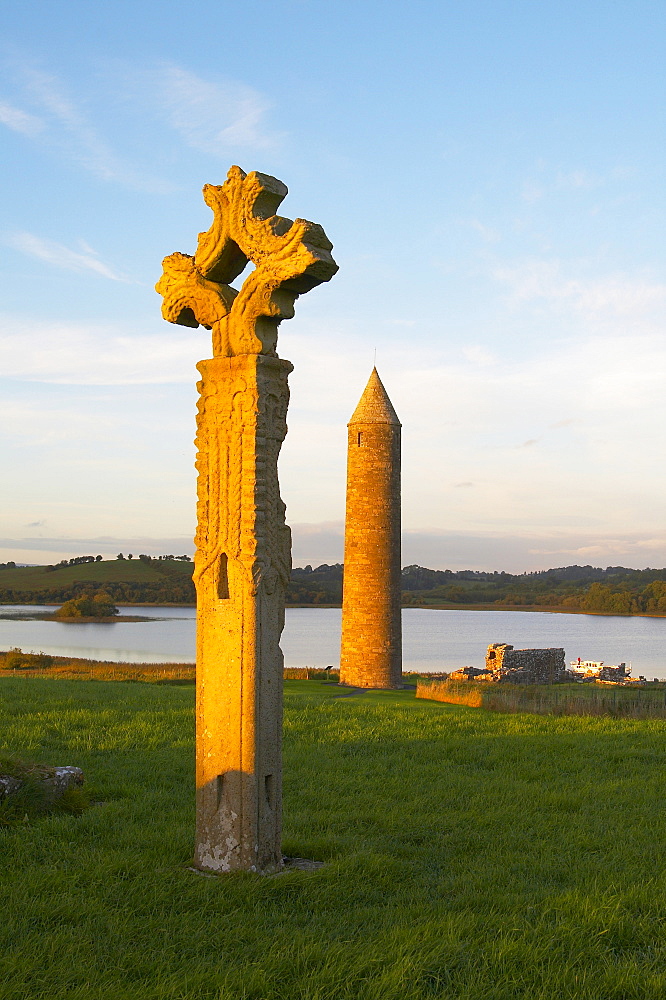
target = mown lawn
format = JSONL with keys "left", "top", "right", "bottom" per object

{"left": 2, "top": 678, "right": 666, "bottom": 999}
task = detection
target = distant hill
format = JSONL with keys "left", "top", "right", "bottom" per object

{"left": 0, "top": 556, "right": 195, "bottom": 605}
{"left": 287, "top": 562, "right": 666, "bottom": 612}
{"left": 288, "top": 563, "right": 343, "bottom": 604}
{"left": 1, "top": 557, "right": 665, "bottom": 612}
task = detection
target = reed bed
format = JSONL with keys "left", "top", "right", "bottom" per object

{"left": 283, "top": 666, "right": 340, "bottom": 680}
{"left": 0, "top": 652, "right": 195, "bottom": 683}
{"left": 0, "top": 653, "right": 342, "bottom": 684}
{"left": 416, "top": 678, "right": 666, "bottom": 719}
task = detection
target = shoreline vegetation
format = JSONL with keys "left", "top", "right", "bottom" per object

{"left": 5, "top": 655, "right": 666, "bottom": 721}
{"left": 0, "top": 653, "right": 363, "bottom": 684}
{"left": 48, "top": 613, "right": 155, "bottom": 623}
{"left": 0, "top": 654, "right": 370, "bottom": 685}
{"left": 1, "top": 556, "right": 666, "bottom": 617}
{"left": 2, "top": 601, "right": 666, "bottom": 621}
{"left": 0, "top": 651, "right": 196, "bottom": 682}
{"left": 36, "top": 591, "right": 156, "bottom": 623}
{"left": 416, "top": 678, "right": 666, "bottom": 720}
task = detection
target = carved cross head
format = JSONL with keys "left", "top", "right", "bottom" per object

{"left": 156, "top": 166, "right": 338, "bottom": 357}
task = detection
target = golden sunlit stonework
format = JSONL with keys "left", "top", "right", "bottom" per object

{"left": 340, "top": 369, "right": 403, "bottom": 689}
{"left": 156, "top": 166, "right": 336, "bottom": 358}
{"left": 157, "top": 167, "right": 337, "bottom": 872}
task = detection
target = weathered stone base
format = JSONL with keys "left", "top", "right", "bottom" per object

{"left": 188, "top": 856, "right": 324, "bottom": 878}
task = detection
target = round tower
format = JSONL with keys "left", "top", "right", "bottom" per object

{"left": 340, "top": 368, "right": 402, "bottom": 688}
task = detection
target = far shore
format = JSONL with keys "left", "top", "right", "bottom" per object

{"left": 0, "top": 602, "right": 196, "bottom": 609}
{"left": 49, "top": 614, "right": 157, "bottom": 624}
{"left": 0, "top": 611, "right": 163, "bottom": 623}
{"left": 407, "top": 602, "right": 666, "bottom": 618}
{"left": 289, "top": 602, "right": 666, "bottom": 619}
{"left": 1, "top": 601, "right": 665, "bottom": 620}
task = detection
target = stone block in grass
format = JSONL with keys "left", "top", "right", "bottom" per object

{"left": 0, "top": 756, "right": 86, "bottom": 822}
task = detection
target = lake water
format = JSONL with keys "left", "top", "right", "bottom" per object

{"left": 1, "top": 605, "right": 665, "bottom": 678}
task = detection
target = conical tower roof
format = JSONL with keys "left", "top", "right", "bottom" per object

{"left": 348, "top": 367, "right": 400, "bottom": 425}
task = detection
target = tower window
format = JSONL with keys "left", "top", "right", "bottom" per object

{"left": 357, "top": 432, "right": 363, "bottom": 446}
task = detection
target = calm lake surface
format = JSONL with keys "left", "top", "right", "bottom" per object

{"left": 1, "top": 605, "right": 665, "bottom": 678}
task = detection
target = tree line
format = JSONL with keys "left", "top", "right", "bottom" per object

{"left": 55, "top": 592, "right": 119, "bottom": 619}
{"left": 42, "top": 554, "right": 193, "bottom": 570}
{"left": 2, "top": 560, "right": 666, "bottom": 612}
{"left": 559, "top": 581, "right": 666, "bottom": 615}
{"left": 0, "top": 580, "right": 196, "bottom": 605}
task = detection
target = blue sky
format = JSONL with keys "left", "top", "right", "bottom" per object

{"left": 1, "top": 0, "right": 664, "bottom": 571}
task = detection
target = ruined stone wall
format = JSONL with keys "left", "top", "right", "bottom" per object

{"left": 598, "top": 664, "right": 629, "bottom": 682}
{"left": 485, "top": 644, "right": 565, "bottom": 684}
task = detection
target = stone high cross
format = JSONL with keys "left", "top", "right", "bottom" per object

{"left": 156, "top": 167, "right": 337, "bottom": 872}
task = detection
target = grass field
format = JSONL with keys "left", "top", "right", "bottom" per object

{"left": 0, "top": 558, "right": 194, "bottom": 593}
{"left": 3, "top": 679, "right": 666, "bottom": 998}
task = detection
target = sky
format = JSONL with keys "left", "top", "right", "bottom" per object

{"left": 0, "top": 0, "right": 664, "bottom": 573}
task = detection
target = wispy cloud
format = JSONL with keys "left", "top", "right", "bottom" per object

{"left": 528, "top": 533, "right": 666, "bottom": 563}
{"left": 1, "top": 55, "right": 281, "bottom": 185}
{"left": 399, "top": 528, "right": 666, "bottom": 573}
{"left": 0, "top": 59, "right": 174, "bottom": 191}
{"left": 467, "top": 218, "right": 500, "bottom": 243}
{"left": 462, "top": 345, "right": 496, "bottom": 366}
{"left": 0, "top": 315, "right": 209, "bottom": 384}
{"left": 0, "top": 98, "right": 43, "bottom": 137}
{"left": 0, "top": 536, "right": 195, "bottom": 557}
{"left": 22, "top": 66, "right": 140, "bottom": 183}
{"left": 519, "top": 167, "right": 601, "bottom": 207}
{"left": 493, "top": 258, "right": 666, "bottom": 322}
{"left": 8, "top": 232, "right": 129, "bottom": 282}
{"left": 155, "top": 63, "right": 282, "bottom": 155}
{"left": 521, "top": 180, "right": 544, "bottom": 204}
{"left": 556, "top": 169, "right": 597, "bottom": 190}
{"left": 280, "top": 305, "right": 666, "bottom": 542}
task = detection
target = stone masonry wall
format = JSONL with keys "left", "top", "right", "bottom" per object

{"left": 485, "top": 643, "right": 566, "bottom": 684}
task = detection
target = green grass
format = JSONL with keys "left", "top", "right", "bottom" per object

{"left": 3, "top": 679, "right": 666, "bottom": 998}
{"left": 0, "top": 558, "right": 193, "bottom": 593}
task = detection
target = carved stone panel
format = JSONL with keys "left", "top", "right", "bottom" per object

{"left": 194, "top": 354, "right": 292, "bottom": 872}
